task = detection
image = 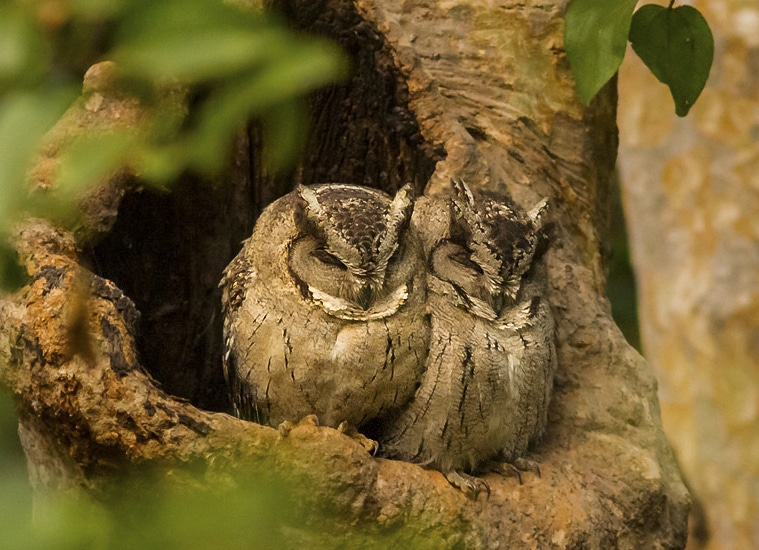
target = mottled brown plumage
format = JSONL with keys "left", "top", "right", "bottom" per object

{"left": 220, "top": 184, "right": 429, "bottom": 429}
{"left": 378, "top": 180, "right": 556, "bottom": 496}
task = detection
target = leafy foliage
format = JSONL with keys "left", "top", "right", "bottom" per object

{"left": 564, "top": 0, "right": 639, "bottom": 105}
{"left": 629, "top": 5, "right": 713, "bottom": 116}
{"left": 0, "top": 0, "right": 346, "bottom": 288}
{"left": 565, "top": 0, "right": 713, "bottom": 116}
{"left": 0, "top": 388, "right": 292, "bottom": 549}
{"left": 0, "top": 0, "right": 347, "bottom": 539}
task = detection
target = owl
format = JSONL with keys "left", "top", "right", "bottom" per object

{"left": 378, "top": 179, "right": 556, "bottom": 497}
{"left": 220, "top": 183, "right": 429, "bottom": 430}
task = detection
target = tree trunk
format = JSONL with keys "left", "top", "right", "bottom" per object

{"left": 618, "top": 1, "right": 759, "bottom": 548}
{"left": 1, "top": 0, "right": 689, "bottom": 547}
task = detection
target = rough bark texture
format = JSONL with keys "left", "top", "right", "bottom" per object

{"left": 0, "top": 0, "right": 689, "bottom": 547}
{"left": 618, "top": 1, "right": 759, "bottom": 549}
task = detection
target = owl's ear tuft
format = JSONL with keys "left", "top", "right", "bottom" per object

{"left": 527, "top": 198, "right": 549, "bottom": 229}
{"left": 388, "top": 184, "right": 415, "bottom": 226}
{"left": 375, "top": 184, "right": 416, "bottom": 272}
{"left": 451, "top": 179, "right": 476, "bottom": 207}
{"left": 221, "top": 182, "right": 431, "bottom": 428}
{"left": 296, "top": 184, "right": 323, "bottom": 220}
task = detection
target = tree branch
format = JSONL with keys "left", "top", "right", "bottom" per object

{"left": 1, "top": 0, "right": 689, "bottom": 547}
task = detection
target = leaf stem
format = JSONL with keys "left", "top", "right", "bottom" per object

{"left": 667, "top": 0, "right": 675, "bottom": 8}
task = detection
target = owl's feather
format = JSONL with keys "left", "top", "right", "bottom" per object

{"left": 378, "top": 180, "right": 556, "bottom": 495}
{"left": 220, "top": 184, "right": 429, "bottom": 428}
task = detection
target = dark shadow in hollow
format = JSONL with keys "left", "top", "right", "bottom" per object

{"left": 83, "top": 1, "right": 443, "bottom": 413}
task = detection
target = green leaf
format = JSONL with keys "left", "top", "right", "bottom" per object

{"left": 185, "top": 40, "right": 346, "bottom": 174}
{"left": 114, "top": 0, "right": 278, "bottom": 82}
{"left": 0, "top": 8, "right": 48, "bottom": 92}
{"left": 30, "top": 130, "right": 139, "bottom": 225}
{"left": 261, "top": 101, "right": 307, "bottom": 172}
{"left": 0, "top": 240, "right": 28, "bottom": 292}
{"left": 107, "top": 0, "right": 347, "bottom": 176}
{"left": 565, "top": 0, "right": 639, "bottom": 104}
{"left": 70, "top": 0, "right": 126, "bottom": 19}
{"left": 56, "top": 131, "right": 138, "bottom": 196}
{"left": 116, "top": 28, "right": 290, "bottom": 83}
{"left": 0, "top": 89, "right": 76, "bottom": 227}
{"left": 629, "top": 5, "right": 714, "bottom": 116}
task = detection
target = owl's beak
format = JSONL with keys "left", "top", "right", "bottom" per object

{"left": 490, "top": 292, "right": 504, "bottom": 317}
{"left": 357, "top": 284, "right": 373, "bottom": 310}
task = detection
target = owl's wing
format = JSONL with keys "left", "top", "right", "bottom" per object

{"left": 219, "top": 244, "right": 258, "bottom": 421}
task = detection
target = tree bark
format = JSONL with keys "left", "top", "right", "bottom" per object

{"left": 1, "top": 0, "right": 689, "bottom": 547}
{"left": 618, "top": 1, "right": 759, "bottom": 548}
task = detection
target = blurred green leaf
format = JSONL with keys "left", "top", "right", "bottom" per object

{"left": 0, "top": 89, "right": 77, "bottom": 230}
{"left": 117, "top": 28, "right": 290, "bottom": 83}
{"left": 181, "top": 39, "right": 345, "bottom": 174}
{"left": 118, "top": 0, "right": 265, "bottom": 38}
{"left": 247, "top": 41, "right": 347, "bottom": 105}
{"left": 0, "top": 8, "right": 48, "bottom": 92}
{"left": 2, "top": 386, "right": 293, "bottom": 550}
{"left": 107, "top": 474, "right": 292, "bottom": 550}
{"left": 0, "top": 0, "right": 346, "bottom": 221}
{"left": 0, "top": 0, "right": 350, "bottom": 546}
{"left": 71, "top": 0, "right": 127, "bottom": 19}
{"left": 0, "top": 470, "right": 112, "bottom": 550}
{"left": 56, "top": 131, "right": 139, "bottom": 197}
{"left": 114, "top": 0, "right": 276, "bottom": 82}
{"left": 108, "top": 0, "right": 347, "bottom": 177}
{"left": 262, "top": 101, "right": 307, "bottom": 172}
{"left": 21, "top": 493, "right": 112, "bottom": 550}
{"left": 0, "top": 240, "right": 28, "bottom": 291}
{"left": 26, "top": 129, "right": 141, "bottom": 225}
{"left": 137, "top": 144, "right": 187, "bottom": 183}
{"left": 629, "top": 5, "right": 713, "bottom": 116}
{"left": 564, "top": 0, "right": 638, "bottom": 104}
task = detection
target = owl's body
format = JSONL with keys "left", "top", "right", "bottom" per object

{"left": 379, "top": 181, "right": 556, "bottom": 484}
{"left": 221, "top": 184, "right": 428, "bottom": 428}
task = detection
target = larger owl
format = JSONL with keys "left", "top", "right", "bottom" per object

{"left": 378, "top": 179, "right": 556, "bottom": 496}
{"left": 220, "top": 183, "right": 429, "bottom": 429}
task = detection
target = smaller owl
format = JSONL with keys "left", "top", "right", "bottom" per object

{"left": 220, "top": 183, "right": 429, "bottom": 430}
{"left": 378, "top": 180, "right": 556, "bottom": 497}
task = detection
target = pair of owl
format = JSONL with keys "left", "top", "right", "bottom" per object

{"left": 220, "top": 180, "right": 556, "bottom": 495}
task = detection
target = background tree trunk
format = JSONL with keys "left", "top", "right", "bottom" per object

{"left": 618, "top": 1, "right": 759, "bottom": 548}
{"left": 1, "top": 0, "right": 689, "bottom": 546}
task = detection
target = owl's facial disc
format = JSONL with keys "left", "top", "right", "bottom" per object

{"left": 288, "top": 236, "right": 408, "bottom": 320}
{"left": 310, "top": 244, "right": 384, "bottom": 309}
{"left": 430, "top": 239, "right": 512, "bottom": 320}
{"left": 357, "top": 283, "right": 373, "bottom": 310}
{"left": 288, "top": 183, "right": 420, "bottom": 320}
{"left": 311, "top": 248, "right": 348, "bottom": 270}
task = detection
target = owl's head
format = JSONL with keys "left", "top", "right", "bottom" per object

{"left": 288, "top": 183, "right": 423, "bottom": 321}
{"left": 428, "top": 179, "right": 548, "bottom": 320}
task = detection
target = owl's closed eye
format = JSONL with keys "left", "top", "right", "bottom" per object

{"left": 221, "top": 183, "right": 430, "bottom": 429}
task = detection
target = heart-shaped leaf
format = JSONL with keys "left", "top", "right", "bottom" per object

{"left": 629, "top": 4, "right": 713, "bottom": 116}
{"left": 565, "top": 0, "right": 639, "bottom": 105}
